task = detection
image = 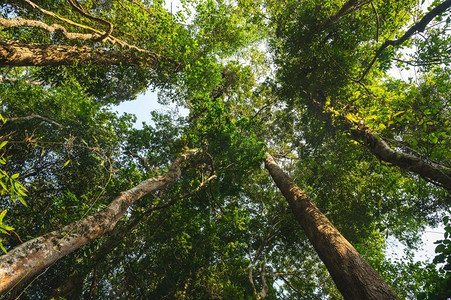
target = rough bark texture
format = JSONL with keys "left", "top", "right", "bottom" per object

{"left": 0, "top": 17, "right": 97, "bottom": 41}
{"left": 313, "top": 98, "right": 451, "bottom": 191}
{"left": 0, "top": 149, "right": 199, "bottom": 295}
{"left": 349, "top": 127, "right": 451, "bottom": 191}
{"left": 264, "top": 153, "right": 399, "bottom": 300}
{"left": 0, "top": 41, "right": 160, "bottom": 67}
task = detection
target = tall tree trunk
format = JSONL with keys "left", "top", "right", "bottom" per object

{"left": 264, "top": 153, "right": 399, "bottom": 300}
{"left": 0, "top": 149, "right": 199, "bottom": 295}
{"left": 0, "top": 41, "right": 165, "bottom": 67}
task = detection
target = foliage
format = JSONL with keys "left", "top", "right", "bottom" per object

{"left": 420, "top": 215, "right": 451, "bottom": 299}
{"left": 0, "top": 115, "right": 28, "bottom": 254}
{"left": 0, "top": 0, "right": 450, "bottom": 299}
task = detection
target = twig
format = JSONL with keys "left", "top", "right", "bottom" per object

{"left": 144, "top": 174, "right": 217, "bottom": 213}
{"left": 66, "top": 0, "right": 113, "bottom": 41}
{"left": 370, "top": 1, "right": 380, "bottom": 42}
{"left": 128, "top": 151, "right": 151, "bottom": 172}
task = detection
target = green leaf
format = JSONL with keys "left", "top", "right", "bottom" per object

{"left": 0, "top": 181, "right": 8, "bottom": 192}
{"left": 0, "top": 210, "right": 6, "bottom": 224}
{"left": 18, "top": 196, "right": 28, "bottom": 207}
{"left": 0, "top": 224, "right": 14, "bottom": 231}
{"left": 0, "top": 239, "right": 6, "bottom": 254}
{"left": 63, "top": 160, "right": 71, "bottom": 168}
{"left": 435, "top": 244, "right": 446, "bottom": 253}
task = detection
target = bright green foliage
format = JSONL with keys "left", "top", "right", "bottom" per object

{"left": 0, "top": 210, "right": 14, "bottom": 254}
{"left": 1, "top": 0, "right": 450, "bottom": 299}
{"left": 0, "top": 141, "right": 27, "bottom": 207}
{"left": 0, "top": 114, "right": 28, "bottom": 254}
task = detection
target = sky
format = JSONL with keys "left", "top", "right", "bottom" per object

{"left": 113, "top": 90, "right": 189, "bottom": 128}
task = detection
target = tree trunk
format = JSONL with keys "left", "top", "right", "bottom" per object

{"left": 0, "top": 41, "right": 163, "bottom": 67}
{"left": 349, "top": 127, "right": 451, "bottom": 191}
{"left": 0, "top": 149, "right": 199, "bottom": 295}
{"left": 312, "top": 97, "right": 451, "bottom": 191}
{"left": 264, "top": 152, "right": 399, "bottom": 300}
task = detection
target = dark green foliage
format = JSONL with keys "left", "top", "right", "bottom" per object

{"left": 1, "top": 0, "right": 450, "bottom": 299}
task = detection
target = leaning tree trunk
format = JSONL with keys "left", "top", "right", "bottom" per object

{"left": 311, "top": 97, "right": 451, "bottom": 191}
{"left": 264, "top": 153, "right": 399, "bottom": 300}
{"left": 0, "top": 149, "right": 199, "bottom": 295}
{"left": 0, "top": 41, "right": 163, "bottom": 67}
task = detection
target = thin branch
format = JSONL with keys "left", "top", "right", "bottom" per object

{"left": 128, "top": 151, "right": 151, "bottom": 172}
{"left": 248, "top": 261, "right": 258, "bottom": 299}
{"left": 145, "top": 174, "right": 217, "bottom": 214}
{"left": 247, "top": 219, "right": 280, "bottom": 299}
{"left": 258, "top": 256, "right": 269, "bottom": 299}
{"left": 7, "top": 114, "right": 63, "bottom": 128}
{"left": 392, "top": 57, "right": 451, "bottom": 66}
{"left": 21, "top": 0, "right": 159, "bottom": 54}
{"left": 0, "top": 17, "right": 95, "bottom": 40}
{"left": 370, "top": 1, "right": 380, "bottom": 42}
{"left": 22, "top": 0, "right": 106, "bottom": 39}
{"left": 279, "top": 276, "right": 305, "bottom": 296}
{"left": 127, "top": 0, "right": 155, "bottom": 18}
{"left": 271, "top": 272, "right": 299, "bottom": 277}
{"left": 251, "top": 102, "right": 272, "bottom": 122}
{"left": 0, "top": 77, "right": 44, "bottom": 86}
{"left": 323, "top": 45, "right": 377, "bottom": 98}
{"left": 322, "top": 0, "right": 359, "bottom": 28}
{"left": 181, "top": 174, "right": 216, "bottom": 198}
{"left": 358, "top": 0, "right": 451, "bottom": 81}
{"left": 66, "top": 0, "right": 113, "bottom": 41}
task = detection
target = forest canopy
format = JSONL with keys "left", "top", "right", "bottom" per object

{"left": 0, "top": 0, "right": 450, "bottom": 299}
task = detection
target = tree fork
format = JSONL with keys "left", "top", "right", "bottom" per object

{"left": 264, "top": 153, "right": 399, "bottom": 300}
{"left": 0, "top": 149, "right": 199, "bottom": 295}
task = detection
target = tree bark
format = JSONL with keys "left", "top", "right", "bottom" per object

{"left": 264, "top": 152, "right": 399, "bottom": 300}
{"left": 0, "top": 41, "right": 162, "bottom": 67}
{"left": 348, "top": 127, "right": 451, "bottom": 191}
{"left": 313, "top": 97, "right": 451, "bottom": 191}
{"left": 0, "top": 149, "right": 199, "bottom": 295}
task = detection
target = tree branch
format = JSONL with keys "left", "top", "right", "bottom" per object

{"left": 0, "top": 17, "right": 96, "bottom": 40}
{"left": 128, "top": 151, "right": 151, "bottom": 172}
{"left": 21, "top": 0, "right": 157, "bottom": 54}
{"left": 66, "top": 0, "right": 113, "bottom": 41}
{"left": 0, "top": 41, "right": 161, "bottom": 67}
{"left": 348, "top": 126, "right": 451, "bottom": 190}
{"left": 0, "top": 149, "right": 199, "bottom": 295}
{"left": 258, "top": 256, "right": 269, "bottom": 299}
{"left": 7, "top": 114, "right": 63, "bottom": 128}
{"left": 279, "top": 276, "right": 305, "bottom": 296}
{"left": 314, "top": 97, "right": 451, "bottom": 190}
{"left": 359, "top": 0, "right": 451, "bottom": 81}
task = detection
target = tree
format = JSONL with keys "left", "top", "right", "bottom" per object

{"left": 0, "top": 0, "right": 450, "bottom": 299}
{"left": 0, "top": 148, "right": 199, "bottom": 293}
{"left": 264, "top": 152, "right": 398, "bottom": 299}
